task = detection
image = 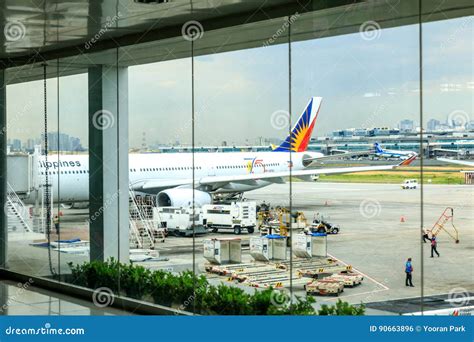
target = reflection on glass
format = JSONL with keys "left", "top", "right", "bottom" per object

{"left": 290, "top": 6, "right": 422, "bottom": 314}
{"left": 6, "top": 64, "right": 60, "bottom": 278}
{"left": 3, "top": 2, "right": 473, "bottom": 317}
{"left": 55, "top": 70, "right": 89, "bottom": 277}
{"left": 420, "top": 16, "right": 473, "bottom": 311}
{"left": 194, "top": 20, "right": 292, "bottom": 313}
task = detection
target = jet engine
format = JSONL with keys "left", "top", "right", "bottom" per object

{"left": 61, "top": 202, "right": 89, "bottom": 209}
{"left": 156, "top": 188, "right": 212, "bottom": 207}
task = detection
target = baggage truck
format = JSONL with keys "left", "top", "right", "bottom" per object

{"left": 155, "top": 206, "right": 207, "bottom": 237}
{"left": 202, "top": 201, "right": 256, "bottom": 235}
{"left": 305, "top": 279, "right": 344, "bottom": 296}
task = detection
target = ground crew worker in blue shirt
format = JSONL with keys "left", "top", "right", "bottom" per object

{"left": 405, "top": 258, "right": 414, "bottom": 287}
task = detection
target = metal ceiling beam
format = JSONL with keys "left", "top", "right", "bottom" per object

{"left": 1, "top": 0, "right": 472, "bottom": 84}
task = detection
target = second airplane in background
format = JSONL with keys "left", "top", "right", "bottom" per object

{"left": 374, "top": 142, "right": 417, "bottom": 160}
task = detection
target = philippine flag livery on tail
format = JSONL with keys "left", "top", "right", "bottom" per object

{"left": 272, "top": 97, "right": 322, "bottom": 153}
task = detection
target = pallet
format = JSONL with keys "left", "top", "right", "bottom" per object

{"left": 297, "top": 264, "right": 351, "bottom": 278}
{"left": 325, "top": 272, "right": 364, "bottom": 287}
{"left": 205, "top": 258, "right": 363, "bottom": 292}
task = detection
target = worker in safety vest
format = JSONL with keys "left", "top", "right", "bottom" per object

{"left": 53, "top": 215, "right": 60, "bottom": 235}
{"left": 430, "top": 236, "right": 440, "bottom": 258}
{"left": 405, "top": 258, "right": 414, "bottom": 287}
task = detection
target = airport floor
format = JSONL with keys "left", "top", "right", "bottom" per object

{"left": 0, "top": 280, "right": 130, "bottom": 316}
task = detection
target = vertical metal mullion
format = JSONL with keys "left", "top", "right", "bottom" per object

{"left": 57, "top": 61, "right": 61, "bottom": 278}
{"left": 288, "top": 18, "right": 293, "bottom": 313}
{"left": 418, "top": 0, "right": 424, "bottom": 315}
{"left": 191, "top": 39, "right": 196, "bottom": 315}
{"left": 0, "top": 70, "right": 7, "bottom": 268}
{"left": 116, "top": 48, "right": 122, "bottom": 294}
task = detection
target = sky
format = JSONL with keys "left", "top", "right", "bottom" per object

{"left": 6, "top": 16, "right": 473, "bottom": 149}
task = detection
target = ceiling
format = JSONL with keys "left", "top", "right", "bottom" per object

{"left": 1, "top": 0, "right": 472, "bottom": 83}
{"left": 0, "top": 0, "right": 321, "bottom": 63}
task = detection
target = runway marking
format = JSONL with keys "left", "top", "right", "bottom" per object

{"left": 324, "top": 288, "right": 389, "bottom": 302}
{"left": 293, "top": 188, "right": 366, "bottom": 191}
{"left": 328, "top": 253, "right": 389, "bottom": 291}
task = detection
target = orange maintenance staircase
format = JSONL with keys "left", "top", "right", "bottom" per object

{"left": 430, "top": 207, "right": 460, "bottom": 243}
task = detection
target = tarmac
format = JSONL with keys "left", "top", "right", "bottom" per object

{"left": 7, "top": 182, "right": 473, "bottom": 314}
{"left": 245, "top": 182, "right": 474, "bottom": 312}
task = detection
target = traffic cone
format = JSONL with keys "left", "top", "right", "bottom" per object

{"left": 400, "top": 216, "right": 406, "bottom": 223}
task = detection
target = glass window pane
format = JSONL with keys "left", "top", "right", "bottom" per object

{"left": 194, "top": 20, "right": 291, "bottom": 315}
{"left": 6, "top": 63, "right": 61, "bottom": 278}
{"left": 291, "top": 2, "right": 422, "bottom": 314}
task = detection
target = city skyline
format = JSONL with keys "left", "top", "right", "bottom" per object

{"left": 7, "top": 114, "right": 472, "bottom": 152}
{"left": 7, "top": 132, "right": 84, "bottom": 152}
{"left": 5, "top": 17, "right": 473, "bottom": 149}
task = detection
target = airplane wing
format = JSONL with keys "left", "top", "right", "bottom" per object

{"left": 132, "top": 178, "right": 193, "bottom": 191}
{"left": 437, "top": 158, "right": 474, "bottom": 167}
{"left": 305, "top": 150, "right": 373, "bottom": 164}
{"left": 133, "top": 155, "right": 417, "bottom": 193}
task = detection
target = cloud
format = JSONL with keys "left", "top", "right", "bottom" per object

{"left": 363, "top": 92, "right": 381, "bottom": 98}
{"left": 6, "top": 17, "right": 472, "bottom": 148}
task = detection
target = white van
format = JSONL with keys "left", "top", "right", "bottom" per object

{"left": 402, "top": 179, "right": 418, "bottom": 189}
{"left": 202, "top": 201, "right": 256, "bottom": 235}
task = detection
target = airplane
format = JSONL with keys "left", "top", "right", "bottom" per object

{"left": 437, "top": 158, "right": 474, "bottom": 167}
{"left": 23, "top": 97, "right": 416, "bottom": 207}
{"left": 373, "top": 142, "right": 417, "bottom": 160}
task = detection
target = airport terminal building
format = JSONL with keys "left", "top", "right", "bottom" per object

{"left": 0, "top": 0, "right": 473, "bottom": 316}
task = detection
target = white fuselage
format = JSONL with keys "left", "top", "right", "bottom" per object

{"left": 25, "top": 151, "right": 323, "bottom": 204}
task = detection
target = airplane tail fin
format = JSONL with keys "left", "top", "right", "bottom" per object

{"left": 272, "top": 97, "right": 322, "bottom": 152}
{"left": 397, "top": 153, "right": 417, "bottom": 166}
{"left": 374, "top": 142, "right": 384, "bottom": 154}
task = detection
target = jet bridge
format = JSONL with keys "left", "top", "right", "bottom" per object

{"left": 6, "top": 154, "right": 33, "bottom": 196}
{"left": 6, "top": 146, "right": 48, "bottom": 234}
{"left": 6, "top": 145, "right": 40, "bottom": 197}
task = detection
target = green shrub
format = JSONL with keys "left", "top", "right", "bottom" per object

{"left": 286, "top": 295, "right": 317, "bottom": 315}
{"left": 175, "top": 271, "right": 209, "bottom": 313}
{"left": 249, "top": 288, "right": 275, "bottom": 315}
{"left": 318, "top": 299, "right": 365, "bottom": 315}
{"left": 175, "top": 271, "right": 200, "bottom": 304}
{"left": 68, "top": 261, "right": 88, "bottom": 287}
{"left": 119, "top": 264, "right": 152, "bottom": 299}
{"left": 68, "top": 259, "right": 120, "bottom": 292}
{"left": 148, "top": 270, "right": 210, "bottom": 312}
{"left": 204, "top": 284, "right": 252, "bottom": 315}
{"left": 149, "top": 270, "right": 179, "bottom": 307}
{"left": 273, "top": 295, "right": 316, "bottom": 315}
{"left": 68, "top": 259, "right": 363, "bottom": 316}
